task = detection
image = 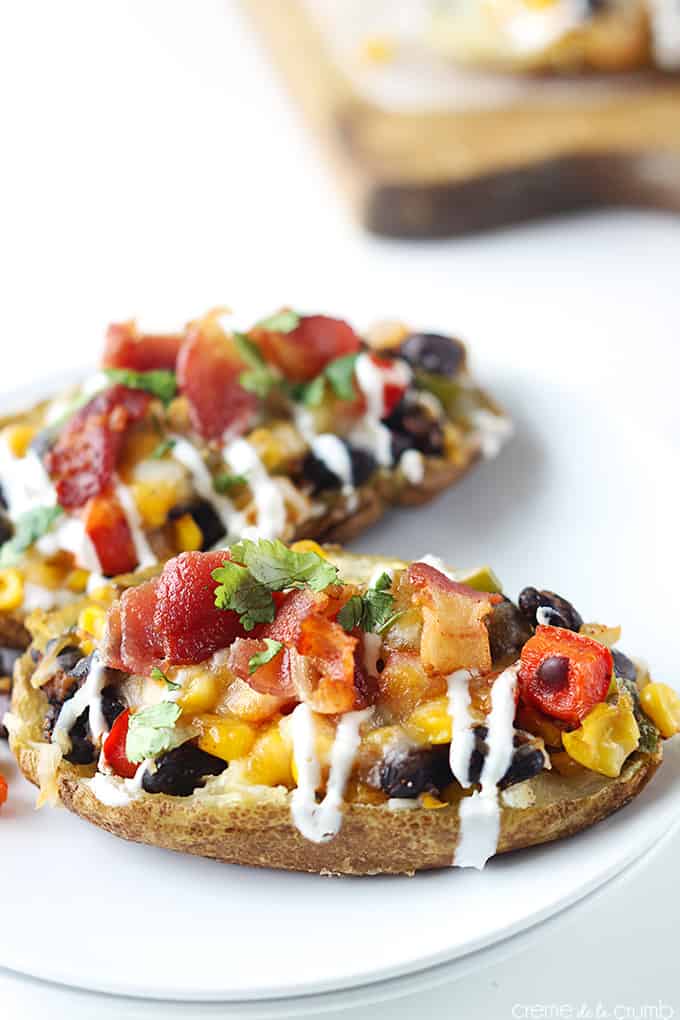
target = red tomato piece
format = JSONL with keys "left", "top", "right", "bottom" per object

{"left": 519, "top": 625, "right": 613, "bottom": 725}
{"left": 82, "top": 492, "right": 139, "bottom": 576}
{"left": 102, "top": 709, "right": 138, "bottom": 779}
{"left": 102, "top": 322, "right": 183, "bottom": 371}
{"left": 252, "top": 314, "right": 361, "bottom": 383}
{"left": 0, "top": 773, "right": 7, "bottom": 808}
{"left": 176, "top": 330, "right": 257, "bottom": 441}
{"left": 367, "top": 353, "right": 410, "bottom": 417}
{"left": 46, "top": 385, "right": 151, "bottom": 509}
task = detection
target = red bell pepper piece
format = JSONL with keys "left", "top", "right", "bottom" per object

{"left": 0, "top": 773, "right": 8, "bottom": 808}
{"left": 102, "top": 709, "right": 137, "bottom": 779}
{"left": 519, "top": 625, "right": 613, "bottom": 725}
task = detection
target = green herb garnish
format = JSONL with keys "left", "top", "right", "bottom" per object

{"left": 248, "top": 639, "right": 284, "bottom": 675}
{"left": 233, "top": 332, "right": 279, "bottom": 398}
{"left": 0, "top": 506, "right": 63, "bottom": 567}
{"left": 338, "top": 571, "right": 396, "bottom": 634}
{"left": 151, "top": 666, "right": 181, "bottom": 692}
{"left": 213, "top": 472, "right": 248, "bottom": 494}
{"left": 125, "top": 702, "right": 181, "bottom": 764}
{"left": 212, "top": 561, "right": 276, "bottom": 631}
{"left": 297, "top": 353, "right": 359, "bottom": 407}
{"left": 105, "top": 368, "right": 177, "bottom": 405}
{"left": 256, "top": 309, "right": 300, "bottom": 333}
{"left": 150, "top": 438, "right": 176, "bottom": 460}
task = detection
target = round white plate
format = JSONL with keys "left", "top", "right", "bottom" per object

{"left": 1, "top": 367, "right": 679, "bottom": 1002}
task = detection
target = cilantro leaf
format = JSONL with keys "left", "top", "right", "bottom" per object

{"left": 151, "top": 666, "right": 181, "bottom": 692}
{"left": 256, "top": 309, "right": 300, "bottom": 333}
{"left": 300, "top": 374, "right": 326, "bottom": 408}
{"left": 338, "top": 571, "right": 395, "bottom": 634}
{"left": 105, "top": 368, "right": 177, "bottom": 405}
{"left": 213, "top": 472, "right": 247, "bottom": 494}
{"left": 296, "top": 353, "right": 359, "bottom": 407}
{"left": 150, "top": 438, "right": 176, "bottom": 460}
{"left": 229, "top": 538, "right": 338, "bottom": 592}
{"left": 248, "top": 639, "right": 284, "bottom": 675}
{"left": 0, "top": 506, "right": 63, "bottom": 566}
{"left": 126, "top": 702, "right": 181, "bottom": 764}
{"left": 233, "top": 332, "right": 279, "bottom": 398}
{"left": 212, "top": 560, "right": 276, "bottom": 631}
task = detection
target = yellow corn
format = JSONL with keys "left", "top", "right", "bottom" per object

{"left": 66, "top": 569, "right": 90, "bottom": 594}
{"left": 245, "top": 722, "right": 294, "bottom": 787}
{"left": 131, "top": 481, "right": 178, "bottom": 529}
{"left": 173, "top": 513, "right": 203, "bottom": 552}
{"left": 421, "top": 793, "right": 448, "bottom": 810}
{"left": 77, "top": 606, "right": 107, "bottom": 641}
{"left": 0, "top": 568, "right": 24, "bottom": 611}
{"left": 247, "top": 428, "right": 287, "bottom": 472}
{"left": 24, "top": 560, "right": 65, "bottom": 590}
{"left": 289, "top": 540, "right": 328, "bottom": 560}
{"left": 195, "top": 714, "right": 257, "bottom": 763}
{"left": 406, "top": 696, "right": 452, "bottom": 745}
{"left": 562, "top": 695, "right": 639, "bottom": 778}
{"left": 178, "top": 672, "right": 221, "bottom": 714}
{"left": 3, "top": 424, "right": 37, "bottom": 459}
{"left": 640, "top": 683, "right": 680, "bottom": 739}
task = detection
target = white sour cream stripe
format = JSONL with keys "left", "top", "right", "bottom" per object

{"left": 114, "top": 479, "right": 156, "bottom": 569}
{"left": 290, "top": 704, "right": 372, "bottom": 843}
{"left": 452, "top": 663, "right": 520, "bottom": 870}
{"left": 349, "top": 352, "right": 411, "bottom": 468}
{"left": 447, "top": 669, "right": 476, "bottom": 789}
{"left": 170, "top": 436, "right": 239, "bottom": 536}
{"left": 399, "top": 448, "right": 424, "bottom": 484}
{"left": 87, "top": 758, "right": 152, "bottom": 807}
{"left": 52, "top": 651, "right": 109, "bottom": 749}
{"left": 223, "top": 437, "right": 286, "bottom": 540}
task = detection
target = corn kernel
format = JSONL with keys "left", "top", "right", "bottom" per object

{"left": 178, "top": 672, "right": 221, "bottom": 714}
{"left": 245, "top": 722, "right": 294, "bottom": 787}
{"left": 131, "top": 481, "right": 178, "bottom": 529}
{"left": 77, "top": 606, "right": 107, "bottom": 641}
{"left": 562, "top": 695, "right": 639, "bottom": 778}
{"left": 173, "top": 513, "right": 203, "bottom": 552}
{"left": 289, "top": 540, "right": 328, "bottom": 560}
{"left": 247, "top": 428, "right": 286, "bottom": 472}
{"left": 640, "top": 683, "right": 680, "bottom": 739}
{"left": 3, "top": 424, "right": 37, "bottom": 459}
{"left": 0, "top": 568, "right": 24, "bottom": 611}
{"left": 195, "top": 714, "right": 257, "bottom": 763}
{"left": 406, "top": 696, "right": 452, "bottom": 745}
{"left": 66, "top": 569, "right": 90, "bottom": 594}
{"left": 421, "top": 793, "right": 448, "bottom": 810}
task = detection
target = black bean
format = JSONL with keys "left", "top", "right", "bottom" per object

{"left": 487, "top": 600, "right": 533, "bottom": 664}
{"left": 536, "top": 655, "right": 570, "bottom": 692}
{"left": 379, "top": 746, "right": 453, "bottom": 799}
{"left": 169, "top": 500, "right": 226, "bottom": 551}
{"left": 348, "top": 447, "right": 378, "bottom": 486}
{"left": 384, "top": 402, "right": 444, "bottom": 458}
{"left": 0, "top": 510, "right": 12, "bottom": 546}
{"left": 612, "top": 648, "right": 637, "bottom": 682}
{"left": 499, "top": 744, "right": 546, "bottom": 790}
{"left": 518, "top": 587, "right": 583, "bottom": 631}
{"left": 302, "top": 443, "right": 378, "bottom": 494}
{"left": 101, "top": 685, "right": 126, "bottom": 729}
{"left": 399, "top": 333, "right": 466, "bottom": 378}
{"left": 64, "top": 709, "right": 96, "bottom": 765}
{"left": 54, "top": 645, "right": 85, "bottom": 675}
{"left": 142, "top": 742, "right": 227, "bottom": 797}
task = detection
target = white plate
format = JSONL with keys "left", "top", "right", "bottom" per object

{"left": 1, "top": 369, "right": 679, "bottom": 1002}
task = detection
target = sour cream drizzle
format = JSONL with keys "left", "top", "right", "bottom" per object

{"left": 349, "top": 352, "right": 410, "bottom": 468}
{"left": 87, "top": 758, "right": 152, "bottom": 807}
{"left": 114, "top": 479, "right": 156, "bottom": 569}
{"left": 170, "top": 436, "right": 238, "bottom": 536}
{"left": 451, "top": 663, "right": 520, "bottom": 869}
{"left": 52, "top": 651, "right": 108, "bottom": 750}
{"left": 290, "top": 704, "right": 372, "bottom": 843}
{"left": 223, "top": 437, "right": 286, "bottom": 540}
{"left": 294, "top": 408, "right": 358, "bottom": 511}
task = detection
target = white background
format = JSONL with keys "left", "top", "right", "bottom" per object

{"left": 1, "top": 2, "right": 679, "bottom": 1017}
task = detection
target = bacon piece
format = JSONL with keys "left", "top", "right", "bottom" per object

{"left": 102, "top": 551, "right": 245, "bottom": 674}
{"left": 102, "top": 322, "right": 183, "bottom": 371}
{"left": 46, "top": 385, "right": 151, "bottom": 509}
{"left": 176, "top": 330, "right": 257, "bottom": 441}
{"left": 227, "top": 638, "right": 294, "bottom": 697}
{"left": 83, "top": 492, "right": 138, "bottom": 577}
{"left": 294, "top": 615, "right": 358, "bottom": 714}
{"left": 407, "top": 562, "right": 500, "bottom": 676}
{"left": 251, "top": 314, "right": 361, "bottom": 383}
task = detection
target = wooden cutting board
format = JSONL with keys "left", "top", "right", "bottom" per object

{"left": 243, "top": 0, "right": 680, "bottom": 237}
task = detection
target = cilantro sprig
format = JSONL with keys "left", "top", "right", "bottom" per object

{"left": 338, "top": 571, "right": 397, "bottom": 634}
{"left": 212, "top": 538, "right": 338, "bottom": 631}
{"left": 151, "top": 666, "right": 181, "bottom": 692}
{"left": 233, "top": 332, "right": 279, "bottom": 399}
{"left": 213, "top": 471, "right": 247, "bottom": 494}
{"left": 248, "top": 639, "right": 284, "bottom": 675}
{"left": 126, "top": 702, "right": 181, "bottom": 764}
{"left": 0, "top": 506, "right": 63, "bottom": 567}
{"left": 295, "top": 353, "right": 358, "bottom": 407}
{"left": 256, "top": 309, "right": 300, "bottom": 333}
{"left": 105, "top": 368, "right": 177, "bottom": 405}
{"left": 150, "top": 438, "right": 176, "bottom": 460}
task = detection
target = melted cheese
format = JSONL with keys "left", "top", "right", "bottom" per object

{"left": 223, "top": 437, "right": 286, "bottom": 540}
{"left": 290, "top": 704, "right": 372, "bottom": 843}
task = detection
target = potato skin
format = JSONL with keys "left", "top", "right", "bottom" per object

{"left": 8, "top": 551, "right": 663, "bottom": 876}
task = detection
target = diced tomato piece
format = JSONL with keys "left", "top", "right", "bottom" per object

{"left": 176, "top": 330, "right": 257, "bottom": 441}
{"left": 367, "top": 353, "right": 410, "bottom": 417}
{"left": 519, "top": 625, "right": 613, "bottom": 725}
{"left": 251, "top": 314, "right": 361, "bottom": 383}
{"left": 0, "top": 773, "right": 7, "bottom": 808}
{"left": 295, "top": 615, "right": 358, "bottom": 714}
{"left": 407, "top": 562, "right": 500, "bottom": 676}
{"left": 46, "top": 385, "right": 151, "bottom": 509}
{"left": 102, "top": 709, "right": 138, "bottom": 779}
{"left": 102, "top": 322, "right": 183, "bottom": 371}
{"left": 83, "top": 492, "right": 139, "bottom": 576}
{"left": 228, "top": 638, "right": 294, "bottom": 697}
